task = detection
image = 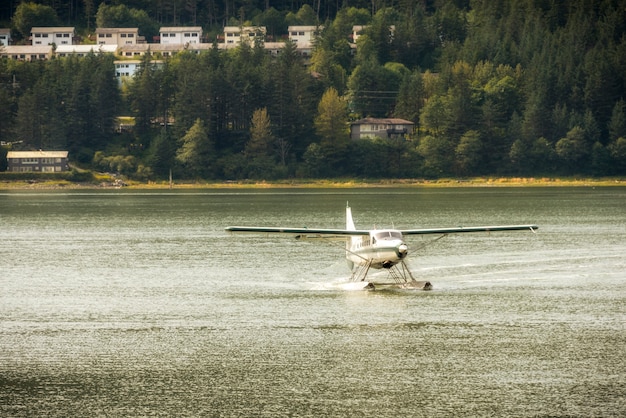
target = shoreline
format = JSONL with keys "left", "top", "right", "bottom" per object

{"left": 1, "top": 177, "right": 625, "bottom": 190}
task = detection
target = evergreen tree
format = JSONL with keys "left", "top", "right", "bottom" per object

{"left": 555, "top": 126, "right": 589, "bottom": 173}
{"left": 395, "top": 70, "right": 426, "bottom": 128}
{"left": 129, "top": 53, "right": 161, "bottom": 136}
{"left": 176, "top": 118, "right": 214, "bottom": 178}
{"left": 609, "top": 100, "right": 626, "bottom": 142}
{"left": 246, "top": 107, "right": 273, "bottom": 157}
{"left": 147, "top": 129, "right": 176, "bottom": 179}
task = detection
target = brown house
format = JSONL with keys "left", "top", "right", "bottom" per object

{"left": 6, "top": 151, "right": 69, "bottom": 172}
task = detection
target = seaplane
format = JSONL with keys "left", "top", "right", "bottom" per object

{"left": 225, "top": 204, "right": 538, "bottom": 290}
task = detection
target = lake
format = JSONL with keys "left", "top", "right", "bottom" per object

{"left": 1, "top": 187, "right": 625, "bottom": 416}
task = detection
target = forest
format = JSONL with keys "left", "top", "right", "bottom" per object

{"left": 1, "top": 0, "right": 625, "bottom": 180}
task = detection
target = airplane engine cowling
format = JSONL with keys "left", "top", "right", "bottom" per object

{"left": 396, "top": 244, "right": 408, "bottom": 258}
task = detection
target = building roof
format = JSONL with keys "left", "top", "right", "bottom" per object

{"left": 7, "top": 151, "right": 68, "bottom": 159}
{"left": 119, "top": 43, "right": 211, "bottom": 53}
{"left": 159, "top": 27, "right": 202, "bottom": 32}
{"left": 96, "top": 28, "right": 139, "bottom": 34}
{"left": 351, "top": 118, "right": 414, "bottom": 125}
{"left": 223, "top": 26, "right": 266, "bottom": 33}
{"left": 56, "top": 44, "right": 118, "bottom": 54}
{"left": 288, "top": 26, "right": 322, "bottom": 31}
{"left": 115, "top": 59, "right": 164, "bottom": 65}
{"left": 31, "top": 27, "right": 75, "bottom": 33}
{"left": 1, "top": 45, "right": 53, "bottom": 54}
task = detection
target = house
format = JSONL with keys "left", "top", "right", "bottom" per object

{"left": 352, "top": 25, "right": 367, "bottom": 43}
{"left": 56, "top": 44, "right": 118, "bottom": 58}
{"left": 0, "top": 28, "right": 11, "bottom": 46}
{"left": 350, "top": 118, "right": 414, "bottom": 140}
{"left": 288, "top": 26, "right": 322, "bottom": 46}
{"left": 96, "top": 28, "right": 139, "bottom": 46}
{"left": 159, "top": 27, "right": 202, "bottom": 45}
{"left": 31, "top": 27, "right": 75, "bottom": 45}
{"left": 114, "top": 59, "right": 164, "bottom": 81}
{"left": 351, "top": 25, "right": 395, "bottom": 44}
{"left": 118, "top": 43, "right": 211, "bottom": 58}
{"left": 223, "top": 26, "right": 266, "bottom": 46}
{"left": 6, "top": 151, "right": 69, "bottom": 172}
{"left": 0, "top": 45, "right": 53, "bottom": 61}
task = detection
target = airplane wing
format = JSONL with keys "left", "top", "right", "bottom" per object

{"left": 225, "top": 226, "right": 370, "bottom": 238}
{"left": 400, "top": 225, "right": 538, "bottom": 235}
{"left": 226, "top": 224, "right": 538, "bottom": 237}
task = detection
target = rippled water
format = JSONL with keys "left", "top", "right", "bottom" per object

{"left": 1, "top": 187, "right": 625, "bottom": 416}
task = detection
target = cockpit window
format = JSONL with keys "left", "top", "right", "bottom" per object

{"left": 373, "top": 231, "right": 402, "bottom": 240}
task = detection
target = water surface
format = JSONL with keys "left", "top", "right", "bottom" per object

{"left": 1, "top": 187, "right": 625, "bottom": 416}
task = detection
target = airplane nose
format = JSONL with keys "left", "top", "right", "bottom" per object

{"left": 397, "top": 243, "right": 408, "bottom": 258}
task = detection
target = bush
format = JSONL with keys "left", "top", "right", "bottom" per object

{"left": 0, "top": 169, "right": 94, "bottom": 182}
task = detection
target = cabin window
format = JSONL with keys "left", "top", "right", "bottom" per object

{"left": 373, "top": 231, "right": 402, "bottom": 240}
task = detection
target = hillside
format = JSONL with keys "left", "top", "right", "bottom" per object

{"left": 1, "top": 0, "right": 625, "bottom": 180}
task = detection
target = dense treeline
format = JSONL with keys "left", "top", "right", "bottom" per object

{"left": 1, "top": 0, "right": 625, "bottom": 179}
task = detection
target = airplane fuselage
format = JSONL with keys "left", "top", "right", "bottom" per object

{"left": 348, "top": 230, "right": 408, "bottom": 269}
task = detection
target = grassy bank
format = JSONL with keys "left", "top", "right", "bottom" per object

{"left": 1, "top": 175, "right": 625, "bottom": 190}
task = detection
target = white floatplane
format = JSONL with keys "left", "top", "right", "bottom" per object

{"left": 225, "top": 204, "right": 538, "bottom": 290}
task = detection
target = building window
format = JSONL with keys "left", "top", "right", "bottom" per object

{"left": 121, "top": 33, "right": 127, "bottom": 38}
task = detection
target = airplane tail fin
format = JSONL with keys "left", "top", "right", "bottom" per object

{"left": 346, "top": 203, "right": 356, "bottom": 271}
{"left": 346, "top": 203, "right": 356, "bottom": 231}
